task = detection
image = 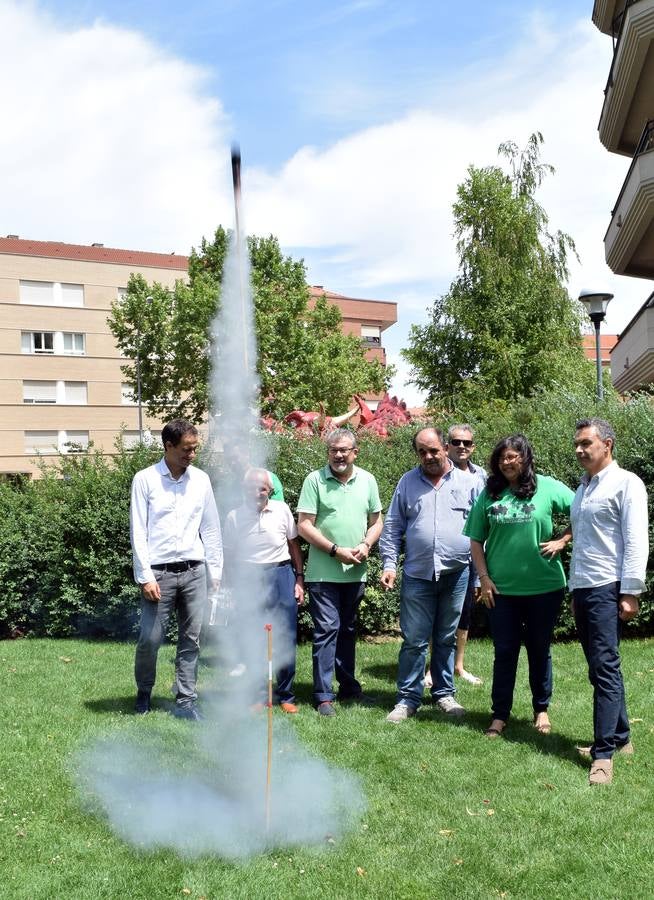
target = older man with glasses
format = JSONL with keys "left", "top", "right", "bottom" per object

{"left": 297, "top": 429, "right": 383, "bottom": 716}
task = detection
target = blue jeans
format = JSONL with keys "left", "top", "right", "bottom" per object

{"left": 487, "top": 589, "right": 563, "bottom": 722}
{"left": 396, "top": 568, "right": 469, "bottom": 709}
{"left": 307, "top": 581, "right": 365, "bottom": 704}
{"left": 573, "top": 582, "right": 630, "bottom": 759}
{"left": 134, "top": 563, "right": 207, "bottom": 707}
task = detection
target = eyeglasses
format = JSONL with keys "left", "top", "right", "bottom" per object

{"left": 329, "top": 446, "right": 355, "bottom": 455}
{"left": 449, "top": 439, "right": 473, "bottom": 448}
{"left": 499, "top": 453, "right": 522, "bottom": 464}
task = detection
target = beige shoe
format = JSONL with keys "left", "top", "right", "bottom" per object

{"left": 589, "top": 759, "right": 613, "bottom": 785}
{"left": 577, "top": 742, "right": 634, "bottom": 760}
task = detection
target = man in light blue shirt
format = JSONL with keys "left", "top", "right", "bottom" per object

{"left": 380, "top": 427, "right": 482, "bottom": 722}
{"left": 569, "top": 418, "right": 648, "bottom": 786}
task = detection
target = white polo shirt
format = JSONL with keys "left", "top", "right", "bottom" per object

{"left": 224, "top": 499, "right": 298, "bottom": 564}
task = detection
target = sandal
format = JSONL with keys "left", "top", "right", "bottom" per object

{"left": 534, "top": 712, "right": 551, "bottom": 734}
{"left": 485, "top": 718, "right": 506, "bottom": 738}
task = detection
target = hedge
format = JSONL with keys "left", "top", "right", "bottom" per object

{"left": 1, "top": 386, "right": 653, "bottom": 640}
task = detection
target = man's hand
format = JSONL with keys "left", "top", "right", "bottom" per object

{"left": 294, "top": 579, "right": 305, "bottom": 605}
{"left": 142, "top": 580, "right": 161, "bottom": 602}
{"left": 539, "top": 538, "right": 568, "bottom": 559}
{"left": 619, "top": 595, "right": 639, "bottom": 621}
{"left": 351, "top": 542, "right": 370, "bottom": 562}
{"left": 335, "top": 546, "right": 361, "bottom": 565}
{"left": 380, "top": 570, "right": 396, "bottom": 591}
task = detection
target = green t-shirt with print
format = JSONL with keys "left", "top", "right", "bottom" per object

{"left": 297, "top": 465, "right": 382, "bottom": 583}
{"left": 463, "top": 474, "right": 574, "bottom": 596}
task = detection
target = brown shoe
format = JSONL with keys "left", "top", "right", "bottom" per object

{"left": 577, "top": 742, "right": 634, "bottom": 760}
{"left": 280, "top": 702, "right": 298, "bottom": 714}
{"left": 589, "top": 759, "right": 613, "bottom": 785}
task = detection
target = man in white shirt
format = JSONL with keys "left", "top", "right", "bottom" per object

{"left": 223, "top": 468, "right": 305, "bottom": 712}
{"left": 130, "top": 419, "right": 223, "bottom": 720}
{"left": 569, "top": 418, "right": 648, "bottom": 785}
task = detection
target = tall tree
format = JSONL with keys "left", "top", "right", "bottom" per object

{"left": 403, "top": 133, "right": 588, "bottom": 406}
{"left": 108, "top": 228, "right": 391, "bottom": 422}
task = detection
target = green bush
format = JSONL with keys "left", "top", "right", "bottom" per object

{"left": 2, "top": 387, "right": 653, "bottom": 640}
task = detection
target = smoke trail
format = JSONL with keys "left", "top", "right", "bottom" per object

{"left": 76, "top": 174, "right": 365, "bottom": 859}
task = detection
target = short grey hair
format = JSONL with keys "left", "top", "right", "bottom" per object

{"left": 243, "top": 467, "right": 272, "bottom": 490}
{"left": 575, "top": 418, "right": 616, "bottom": 448}
{"left": 447, "top": 423, "right": 474, "bottom": 441}
{"left": 325, "top": 428, "right": 357, "bottom": 449}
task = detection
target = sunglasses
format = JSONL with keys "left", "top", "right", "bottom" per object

{"left": 449, "top": 439, "right": 473, "bottom": 447}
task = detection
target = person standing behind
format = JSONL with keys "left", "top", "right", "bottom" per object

{"left": 297, "top": 429, "right": 383, "bottom": 716}
{"left": 130, "top": 419, "right": 223, "bottom": 720}
{"left": 447, "top": 424, "right": 487, "bottom": 685}
{"left": 223, "top": 468, "right": 305, "bottom": 713}
{"left": 569, "top": 418, "right": 648, "bottom": 786}
{"left": 380, "top": 427, "right": 482, "bottom": 723}
{"left": 464, "top": 434, "right": 574, "bottom": 738}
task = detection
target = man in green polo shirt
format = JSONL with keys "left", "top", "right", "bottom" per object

{"left": 297, "top": 428, "right": 383, "bottom": 716}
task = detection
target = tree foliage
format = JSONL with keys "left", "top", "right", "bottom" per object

{"left": 108, "top": 228, "right": 391, "bottom": 421}
{"left": 403, "top": 133, "right": 590, "bottom": 406}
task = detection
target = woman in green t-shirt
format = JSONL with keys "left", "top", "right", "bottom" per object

{"left": 463, "top": 434, "right": 574, "bottom": 738}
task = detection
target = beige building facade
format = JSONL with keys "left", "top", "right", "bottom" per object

{"left": 0, "top": 237, "right": 397, "bottom": 477}
{"left": 0, "top": 238, "right": 187, "bottom": 477}
{"left": 592, "top": 1, "right": 654, "bottom": 390}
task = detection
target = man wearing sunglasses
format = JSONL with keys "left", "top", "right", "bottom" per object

{"left": 445, "top": 424, "right": 487, "bottom": 686}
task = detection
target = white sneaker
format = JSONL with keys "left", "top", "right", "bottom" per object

{"left": 386, "top": 703, "right": 416, "bottom": 724}
{"left": 436, "top": 695, "right": 466, "bottom": 716}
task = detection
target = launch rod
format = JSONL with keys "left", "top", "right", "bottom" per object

{"left": 264, "top": 622, "right": 273, "bottom": 832}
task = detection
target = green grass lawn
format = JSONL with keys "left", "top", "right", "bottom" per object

{"left": 2, "top": 636, "right": 653, "bottom": 900}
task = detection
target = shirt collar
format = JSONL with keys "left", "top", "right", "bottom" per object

{"left": 324, "top": 463, "right": 358, "bottom": 483}
{"left": 582, "top": 459, "right": 618, "bottom": 486}
{"left": 156, "top": 457, "right": 190, "bottom": 482}
{"left": 417, "top": 459, "right": 453, "bottom": 484}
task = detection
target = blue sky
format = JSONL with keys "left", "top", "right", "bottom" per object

{"left": 2, "top": 1, "right": 643, "bottom": 404}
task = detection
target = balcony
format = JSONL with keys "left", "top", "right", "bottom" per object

{"left": 593, "top": 0, "right": 630, "bottom": 36}
{"left": 605, "top": 120, "right": 654, "bottom": 276}
{"left": 610, "top": 292, "right": 654, "bottom": 390}
{"left": 599, "top": 0, "right": 654, "bottom": 155}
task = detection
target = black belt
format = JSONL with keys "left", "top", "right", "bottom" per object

{"left": 151, "top": 560, "right": 204, "bottom": 573}
{"left": 252, "top": 560, "right": 292, "bottom": 569}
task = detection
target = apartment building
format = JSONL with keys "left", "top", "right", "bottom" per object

{"left": 592, "top": 0, "right": 654, "bottom": 389}
{"left": 0, "top": 237, "right": 397, "bottom": 477}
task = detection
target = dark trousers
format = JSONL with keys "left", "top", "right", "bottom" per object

{"left": 307, "top": 581, "right": 365, "bottom": 703}
{"left": 573, "top": 582, "right": 630, "bottom": 759}
{"left": 488, "top": 589, "right": 563, "bottom": 722}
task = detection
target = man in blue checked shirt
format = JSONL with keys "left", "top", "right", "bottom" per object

{"left": 380, "top": 427, "right": 483, "bottom": 723}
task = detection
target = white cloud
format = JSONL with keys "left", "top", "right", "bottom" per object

{"left": 0, "top": 0, "right": 232, "bottom": 254}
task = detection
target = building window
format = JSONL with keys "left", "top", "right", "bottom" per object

{"left": 63, "top": 382, "right": 87, "bottom": 404}
{"left": 117, "top": 287, "right": 128, "bottom": 302}
{"left": 21, "top": 331, "right": 55, "bottom": 354}
{"left": 62, "top": 431, "right": 90, "bottom": 453}
{"left": 24, "top": 430, "right": 89, "bottom": 455}
{"left": 121, "top": 383, "right": 137, "bottom": 405}
{"left": 63, "top": 332, "right": 85, "bottom": 355}
{"left": 361, "top": 325, "right": 381, "bottom": 346}
{"left": 24, "top": 431, "right": 58, "bottom": 454}
{"left": 122, "top": 431, "right": 142, "bottom": 449}
{"left": 19, "top": 280, "right": 84, "bottom": 307}
{"left": 23, "top": 381, "right": 57, "bottom": 404}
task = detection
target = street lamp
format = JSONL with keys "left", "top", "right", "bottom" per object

{"left": 578, "top": 289, "right": 613, "bottom": 402}
{"left": 136, "top": 296, "right": 153, "bottom": 443}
